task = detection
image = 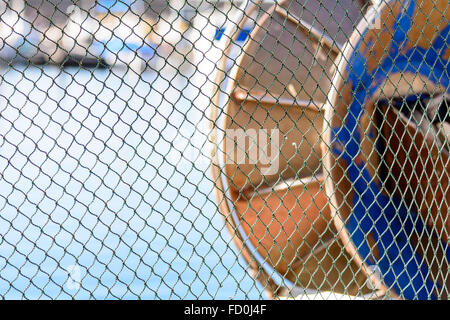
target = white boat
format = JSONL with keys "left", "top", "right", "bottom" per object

{"left": 149, "top": 0, "right": 193, "bottom": 75}
{"left": 190, "top": 0, "right": 273, "bottom": 103}
{"left": 0, "top": 0, "right": 31, "bottom": 63}
{"left": 35, "top": 25, "right": 65, "bottom": 65}
{"left": 93, "top": 0, "right": 157, "bottom": 73}
{"left": 155, "top": 1, "right": 273, "bottom": 78}
{"left": 58, "top": 4, "right": 106, "bottom": 67}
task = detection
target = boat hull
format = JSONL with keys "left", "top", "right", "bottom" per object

{"left": 210, "top": 0, "right": 376, "bottom": 298}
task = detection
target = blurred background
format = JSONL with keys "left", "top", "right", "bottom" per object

{"left": 0, "top": 0, "right": 272, "bottom": 299}
{"left": 0, "top": 0, "right": 225, "bottom": 69}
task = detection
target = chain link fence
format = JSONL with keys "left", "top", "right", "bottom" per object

{"left": 0, "top": 0, "right": 448, "bottom": 299}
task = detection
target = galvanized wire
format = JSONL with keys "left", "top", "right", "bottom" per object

{"left": 0, "top": 0, "right": 448, "bottom": 300}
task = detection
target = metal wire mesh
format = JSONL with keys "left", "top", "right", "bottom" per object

{"left": 0, "top": 0, "right": 448, "bottom": 300}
